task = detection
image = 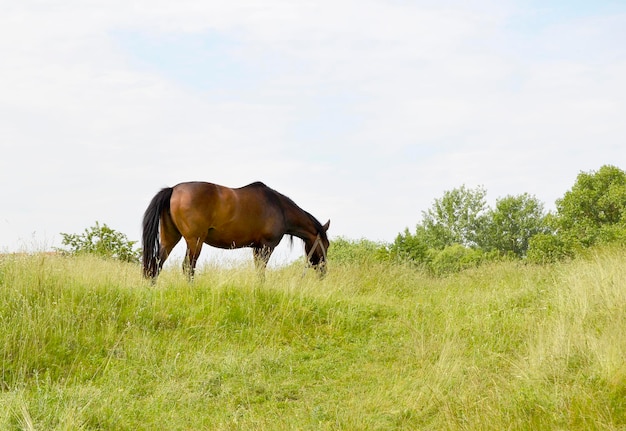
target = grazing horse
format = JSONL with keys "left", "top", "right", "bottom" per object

{"left": 142, "top": 181, "right": 330, "bottom": 280}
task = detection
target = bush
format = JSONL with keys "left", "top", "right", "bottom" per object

{"left": 58, "top": 222, "right": 141, "bottom": 263}
{"left": 598, "top": 223, "right": 626, "bottom": 244}
{"left": 329, "top": 237, "right": 390, "bottom": 264}
{"left": 526, "top": 233, "right": 572, "bottom": 264}
{"left": 425, "top": 245, "right": 497, "bottom": 276}
{"left": 389, "top": 229, "right": 428, "bottom": 264}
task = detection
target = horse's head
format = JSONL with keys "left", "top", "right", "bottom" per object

{"left": 305, "top": 220, "right": 330, "bottom": 277}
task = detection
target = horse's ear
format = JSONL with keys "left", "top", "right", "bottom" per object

{"left": 322, "top": 220, "right": 330, "bottom": 232}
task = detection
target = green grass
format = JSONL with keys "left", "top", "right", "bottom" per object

{"left": 1, "top": 248, "right": 625, "bottom": 430}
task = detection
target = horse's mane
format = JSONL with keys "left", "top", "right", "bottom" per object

{"left": 254, "top": 182, "right": 328, "bottom": 241}
{"left": 303, "top": 209, "right": 328, "bottom": 240}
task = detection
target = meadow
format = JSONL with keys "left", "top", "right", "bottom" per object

{"left": 0, "top": 248, "right": 625, "bottom": 430}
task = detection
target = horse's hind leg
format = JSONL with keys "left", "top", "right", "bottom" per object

{"left": 158, "top": 214, "right": 182, "bottom": 275}
{"left": 183, "top": 237, "right": 204, "bottom": 281}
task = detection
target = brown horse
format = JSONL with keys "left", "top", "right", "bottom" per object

{"left": 142, "top": 181, "right": 330, "bottom": 280}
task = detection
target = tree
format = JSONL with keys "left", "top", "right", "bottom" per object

{"left": 390, "top": 228, "right": 429, "bottom": 264}
{"left": 392, "top": 164, "right": 626, "bottom": 270}
{"left": 554, "top": 165, "right": 626, "bottom": 249}
{"left": 390, "top": 185, "right": 491, "bottom": 272}
{"left": 527, "top": 165, "right": 626, "bottom": 263}
{"left": 483, "top": 193, "right": 548, "bottom": 257}
{"left": 59, "top": 222, "right": 141, "bottom": 263}
{"left": 418, "top": 185, "right": 489, "bottom": 249}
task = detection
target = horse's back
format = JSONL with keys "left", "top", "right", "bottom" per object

{"left": 171, "top": 181, "right": 274, "bottom": 210}
{"left": 169, "top": 181, "right": 286, "bottom": 248}
{"left": 173, "top": 181, "right": 269, "bottom": 196}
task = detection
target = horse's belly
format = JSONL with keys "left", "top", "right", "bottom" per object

{"left": 204, "top": 228, "right": 263, "bottom": 249}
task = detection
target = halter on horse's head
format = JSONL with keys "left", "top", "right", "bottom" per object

{"left": 305, "top": 220, "right": 330, "bottom": 277}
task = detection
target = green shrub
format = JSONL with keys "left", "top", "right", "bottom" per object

{"left": 425, "top": 244, "right": 496, "bottom": 276}
{"left": 329, "top": 237, "right": 390, "bottom": 264}
{"left": 526, "top": 233, "right": 572, "bottom": 264}
{"left": 58, "top": 221, "right": 140, "bottom": 263}
{"left": 389, "top": 229, "right": 428, "bottom": 264}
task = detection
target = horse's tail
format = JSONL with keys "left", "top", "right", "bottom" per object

{"left": 142, "top": 187, "right": 174, "bottom": 279}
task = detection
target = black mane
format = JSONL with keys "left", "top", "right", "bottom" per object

{"left": 256, "top": 182, "right": 327, "bottom": 239}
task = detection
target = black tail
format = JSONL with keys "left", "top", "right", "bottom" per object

{"left": 142, "top": 187, "right": 173, "bottom": 279}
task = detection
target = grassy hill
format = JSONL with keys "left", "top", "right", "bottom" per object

{"left": 1, "top": 248, "right": 625, "bottom": 430}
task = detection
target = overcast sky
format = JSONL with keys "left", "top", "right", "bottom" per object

{"left": 1, "top": 0, "right": 625, "bottom": 265}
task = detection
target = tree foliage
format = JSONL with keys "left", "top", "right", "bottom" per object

{"left": 392, "top": 185, "right": 512, "bottom": 256}
{"left": 389, "top": 185, "right": 507, "bottom": 274}
{"left": 527, "top": 165, "right": 626, "bottom": 262}
{"left": 419, "top": 185, "right": 488, "bottom": 249}
{"left": 483, "top": 193, "right": 548, "bottom": 257}
{"left": 526, "top": 231, "right": 570, "bottom": 264}
{"left": 389, "top": 228, "right": 428, "bottom": 263}
{"left": 389, "top": 165, "right": 626, "bottom": 272}
{"left": 59, "top": 222, "right": 140, "bottom": 263}
{"left": 556, "top": 165, "right": 626, "bottom": 248}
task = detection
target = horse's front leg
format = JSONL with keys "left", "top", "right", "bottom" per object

{"left": 253, "top": 246, "right": 273, "bottom": 282}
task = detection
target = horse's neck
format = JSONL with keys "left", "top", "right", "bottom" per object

{"left": 284, "top": 205, "right": 318, "bottom": 241}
